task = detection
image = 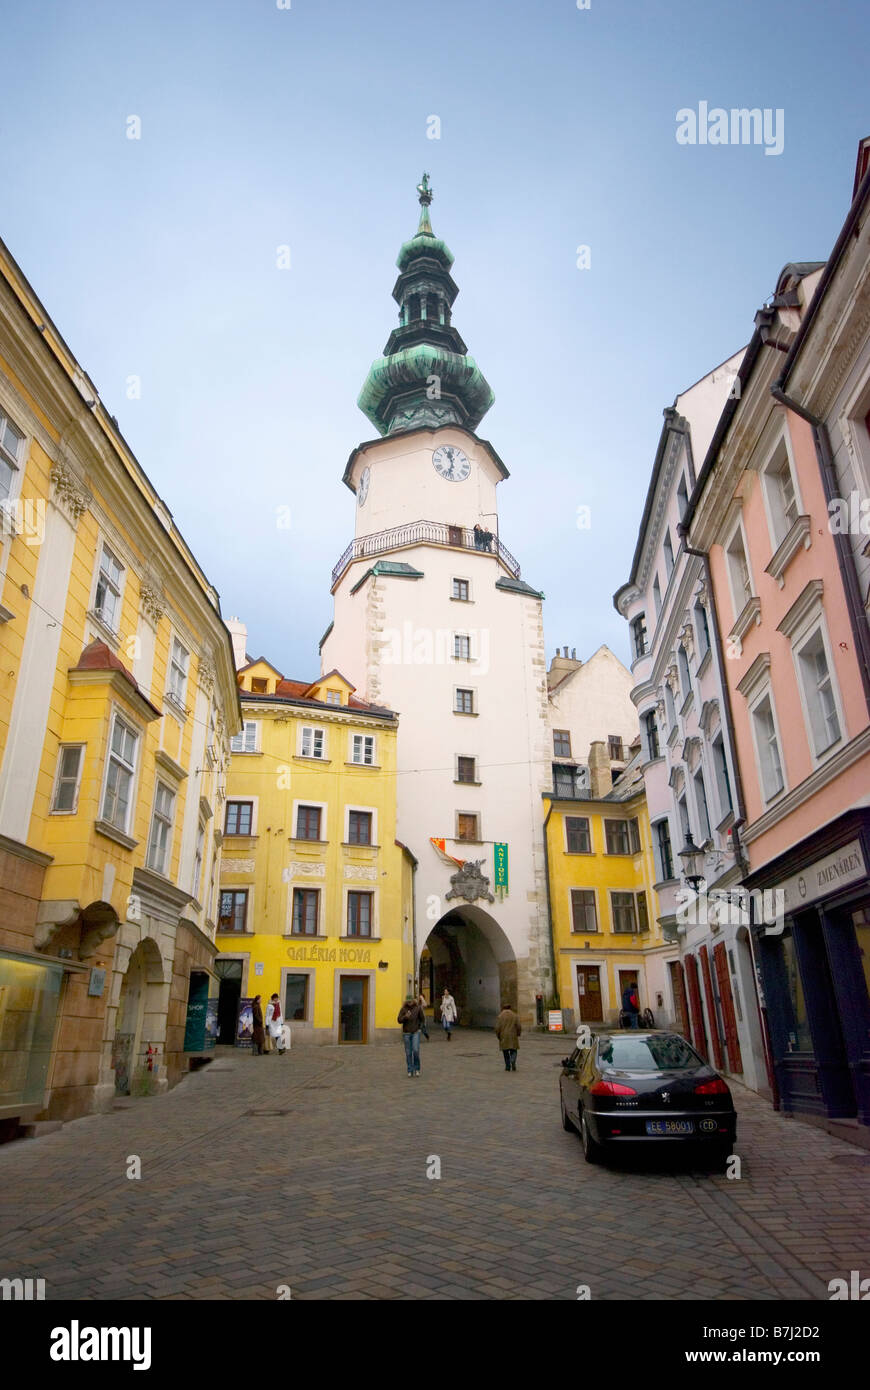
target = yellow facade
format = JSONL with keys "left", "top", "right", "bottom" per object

{"left": 215, "top": 659, "right": 415, "bottom": 1043}
{"left": 0, "top": 235, "right": 240, "bottom": 1123}
{"left": 545, "top": 769, "right": 664, "bottom": 1028}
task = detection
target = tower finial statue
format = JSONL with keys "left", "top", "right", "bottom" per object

{"left": 416, "top": 172, "right": 433, "bottom": 206}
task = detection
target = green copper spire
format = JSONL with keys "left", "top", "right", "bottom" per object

{"left": 357, "top": 176, "right": 494, "bottom": 436}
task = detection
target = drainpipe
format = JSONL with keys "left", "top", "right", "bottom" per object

{"left": 769, "top": 382, "right": 870, "bottom": 716}
{"left": 677, "top": 525, "right": 779, "bottom": 1104}
{"left": 542, "top": 800, "right": 560, "bottom": 1017}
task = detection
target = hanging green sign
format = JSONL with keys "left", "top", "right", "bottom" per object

{"left": 494, "top": 842, "right": 509, "bottom": 891}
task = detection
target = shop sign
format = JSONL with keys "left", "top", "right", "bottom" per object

{"left": 777, "top": 839, "right": 866, "bottom": 913}
{"left": 87, "top": 968, "right": 106, "bottom": 997}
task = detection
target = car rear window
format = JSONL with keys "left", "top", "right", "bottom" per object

{"left": 598, "top": 1035, "right": 701, "bottom": 1071}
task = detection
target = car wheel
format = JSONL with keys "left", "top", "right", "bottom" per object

{"left": 560, "top": 1093, "right": 573, "bottom": 1132}
{"left": 581, "top": 1111, "right": 601, "bottom": 1164}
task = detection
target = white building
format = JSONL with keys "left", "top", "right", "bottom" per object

{"left": 615, "top": 359, "right": 770, "bottom": 1094}
{"left": 320, "top": 181, "right": 554, "bottom": 1024}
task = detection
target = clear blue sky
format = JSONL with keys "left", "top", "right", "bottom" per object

{"left": 2, "top": 0, "right": 867, "bottom": 674}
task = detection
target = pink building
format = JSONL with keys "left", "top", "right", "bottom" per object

{"left": 685, "top": 144, "right": 870, "bottom": 1144}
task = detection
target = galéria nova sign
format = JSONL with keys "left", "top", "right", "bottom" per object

{"left": 287, "top": 944, "right": 372, "bottom": 964}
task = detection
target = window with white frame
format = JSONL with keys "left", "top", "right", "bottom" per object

{"left": 726, "top": 524, "right": 753, "bottom": 616}
{"left": 301, "top": 726, "right": 325, "bottom": 759}
{"left": 94, "top": 543, "right": 124, "bottom": 633}
{"left": 101, "top": 714, "right": 139, "bottom": 832}
{"left": 751, "top": 693, "right": 785, "bottom": 802}
{"left": 0, "top": 409, "right": 23, "bottom": 502}
{"left": 642, "top": 710, "right": 660, "bottom": 760}
{"left": 630, "top": 614, "right": 647, "bottom": 659}
{"left": 663, "top": 529, "right": 675, "bottom": 578}
{"left": 325, "top": 690, "right": 341, "bottom": 706}
{"left": 694, "top": 768, "right": 711, "bottom": 842}
{"left": 677, "top": 646, "right": 692, "bottom": 702}
{"left": 351, "top": 733, "right": 375, "bottom": 765}
{"left": 712, "top": 734, "right": 733, "bottom": 819}
{"left": 763, "top": 439, "right": 800, "bottom": 548}
{"left": 230, "top": 720, "right": 258, "bottom": 754}
{"left": 453, "top": 633, "right": 471, "bottom": 661}
{"left": 611, "top": 891, "right": 638, "bottom": 933}
{"left": 193, "top": 821, "right": 206, "bottom": 900}
{"left": 167, "top": 637, "right": 189, "bottom": 708}
{"left": 146, "top": 781, "right": 176, "bottom": 874}
{"left": 452, "top": 578, "right": 470, "bottom": 601}
{"left": 51, "top": 744, "right": 84, "bottom": 813}
{"left": 795, "top": 627, "right": 842, "bottom": 756}
{"left": 652, "top": 575, "right": 662, "bottom": 618}
{"left": 455, "top": 687, "right": 475, "bottom": 714}
{"left": 694, "top": 600, "right": 710, "bottom": 660}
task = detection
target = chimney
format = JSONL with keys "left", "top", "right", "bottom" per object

{"left": 226, "top": 616, "right": 248, "bottom": 671}
{"left": 588, "top": 741, "right": 611, "bottom": 799}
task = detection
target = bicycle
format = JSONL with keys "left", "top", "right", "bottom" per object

{"left": 618, "top": 1008, "right": 655, "bottom": 1028}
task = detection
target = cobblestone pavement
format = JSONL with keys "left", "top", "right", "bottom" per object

{"left": 1, "top": 1030, "right": 869, "bottom": 1301}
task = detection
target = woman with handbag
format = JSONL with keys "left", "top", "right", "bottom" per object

{"left": 440, "top": 988, "right": 458, "bottom": 1041}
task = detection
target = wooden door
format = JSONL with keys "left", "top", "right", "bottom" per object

{"left": 669, "top": 960, "right": 691, "bottom": 1039}
{"left": 684, "top": 953, "right": 708, "bottom": 1060}
{"left": 699, "top": 945, "right": 724, "bottom": 1071}
{"left": 713, "top": 942, "right": 744, "bottom": 1073}
{"left": 576, "top": 965, "right": 602, "bottom": 1022}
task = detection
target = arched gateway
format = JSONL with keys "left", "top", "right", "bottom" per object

{"left": 420, "top": 906, "right": 516, "bottom": 1030}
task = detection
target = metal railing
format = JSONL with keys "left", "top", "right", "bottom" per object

{"left": 332, "top": 518, "right": 521, "bottom": 587}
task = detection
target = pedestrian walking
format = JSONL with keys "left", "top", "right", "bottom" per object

{"left": 495, "top": 1000, "right": 521, "bottom": 1072}
{"left": 440, "top": 987, "right": 458, "bottom": 1040}
{"left": 397, "top": 995, "right": 425, "bottom": 1076}
{"left": 622, "top": 981, "right": 640, "bottom": 1029}
{"left": 251, "top": 995, "right": 266, "bottom": 1056}
{"left": 265, "top": 993, "right": 286, "bottom": 1054}
{"left": 418, "top": 993, "right": 430, "bottom": 1041}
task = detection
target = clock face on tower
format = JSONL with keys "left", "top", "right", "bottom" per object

{"left": 357, "top": 466, "right": 370, "bottom": 507}
{"left": 432, "top": 445, "right": 471, "bottom": 482}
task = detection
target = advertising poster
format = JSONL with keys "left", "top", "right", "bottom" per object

{"left": 204, "top": 998, "right": 219, "bottom": 1050}
{"left": 235, "top": 997, "right": 254, "bottom": 1047}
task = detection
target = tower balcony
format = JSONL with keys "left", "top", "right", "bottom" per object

{"left": 331, "top": 518, "right": 521, "bottom": 589}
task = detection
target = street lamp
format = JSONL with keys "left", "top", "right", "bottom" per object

{"left": 678, "top": 832, "right": 706, "bottom": 892}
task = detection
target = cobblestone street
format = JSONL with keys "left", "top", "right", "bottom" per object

{"left": 1, "top": 1031, "right": 869, "bottom": 1301}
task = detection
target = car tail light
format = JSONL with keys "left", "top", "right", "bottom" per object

{"left": 590, "top": 1080, "right": 637, "bottom": 1096}
{"left": 695, "top": 1078, "right": 729, "bottom": 1095}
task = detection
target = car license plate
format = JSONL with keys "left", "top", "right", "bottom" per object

{"left": 645, "top": 1119, "right": 694, "bottom": 1135}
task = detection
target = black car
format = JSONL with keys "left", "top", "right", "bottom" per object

{"left": 559, "top": 1029, "right": 736, "bottom": 1165}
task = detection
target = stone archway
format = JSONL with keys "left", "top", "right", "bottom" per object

{"left": 422, "top": 905, "right": 516, "bottom": 1029}
{"left": 112, "top": 937, "right": 165, "bottom": 1095}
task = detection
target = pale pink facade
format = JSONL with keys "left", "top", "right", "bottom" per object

{"left": 687, "top": 172, "right": 870, "bottom": 1140}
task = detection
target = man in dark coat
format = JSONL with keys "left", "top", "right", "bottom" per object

{"left": 251, "top": 995, "right": 266, "bottom": 1055}
{"left": 622, "top": 981, "right": 640, "bottom": 1029}
{"left": 495, "top": 1001, "right": 521, "bottom": 1072}
{"left": 397, "top": 995, "right": 425, "bottom": 1076}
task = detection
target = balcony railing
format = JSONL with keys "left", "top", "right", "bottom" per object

{"left": 332, "top": 518, "right": 521, "bottom": 587}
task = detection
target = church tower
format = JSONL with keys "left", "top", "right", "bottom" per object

{"left": 320, "top": 178, "right": 552, "bottom": 1024}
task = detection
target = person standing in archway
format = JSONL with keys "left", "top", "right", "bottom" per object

{"left": 495, "top": 1000, "right": 521, "bottom": 1072}
{"left": 440, "top": 987, "right": 458, "bottom": 1040}
{"left": 398, "top": 995, "right": 424, "bottom": 1076}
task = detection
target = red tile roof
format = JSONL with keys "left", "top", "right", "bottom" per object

{"left": 72, "top": 639, "right": 139, "bottom": 687}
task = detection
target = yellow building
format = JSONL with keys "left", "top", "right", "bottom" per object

{"left": 215, "top": 641, "right": 415, "bottom": 1044}
{"left": 545, "top": 741, "right": 665, "bottom": 1028}
{"left": 0, "top": 235, "right": 240, "bottom": 1132}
